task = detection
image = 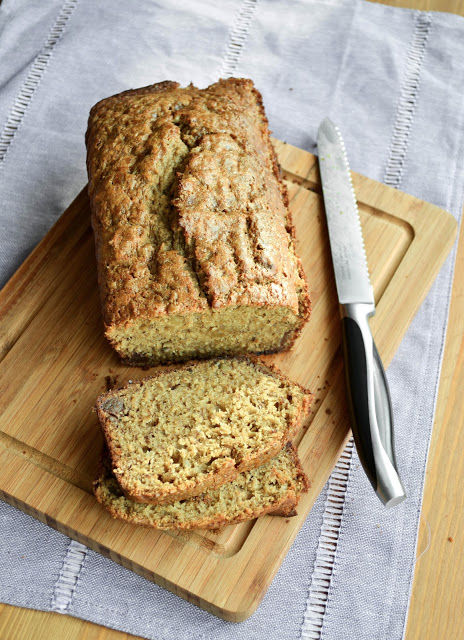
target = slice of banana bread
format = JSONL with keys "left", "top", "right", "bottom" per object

{"left": 95, "top": 357, "right": 312, "bottom": 504}
{"left": 86, "top": 78, "right": 310, "bottom": 366}
{"left": 93, "top": 444, "right": 309, "bottom": 530}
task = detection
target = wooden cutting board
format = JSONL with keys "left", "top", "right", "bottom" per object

{"left": 0, "top": 139, "right": 457, "bottom": 622}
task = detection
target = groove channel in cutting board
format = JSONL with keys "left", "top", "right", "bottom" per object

{"left": 0, "top": 139, "right": 457, "bottom": 620}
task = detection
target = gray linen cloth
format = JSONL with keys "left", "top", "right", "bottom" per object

{"left": 1, "top": 1, "right": 464, "bottom": 638}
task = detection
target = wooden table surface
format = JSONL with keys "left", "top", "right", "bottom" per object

{"left": 1, "top": 0, "right": 463, "bottom": 638}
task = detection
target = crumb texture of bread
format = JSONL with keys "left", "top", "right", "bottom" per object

{"left": 95, "top": 357, "right": 312, "bottom": 504}
{"left": 86, "top": 78, "right": 310, "bottom": 365}
{"left": 93, "top": 445, "right": 309, "bottom": 530}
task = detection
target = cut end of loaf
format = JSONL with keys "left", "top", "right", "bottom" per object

{"left": 107, "top": 305, "right": 303, "bottom": 366}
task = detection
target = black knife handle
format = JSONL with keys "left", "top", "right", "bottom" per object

{"left": 341, "top": 303, "right": 406, "bottom": 508}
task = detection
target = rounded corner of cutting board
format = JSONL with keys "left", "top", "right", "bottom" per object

{"left": 201, "top": 591, "right": 265, "bottom": 623}
{"left": 445, "top": 210, "right": 459, "bottom": 237}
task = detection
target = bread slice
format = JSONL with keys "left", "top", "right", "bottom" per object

{"left": 93, "top": 444, "right": 309, "bottom": 530}
{"left": 86, "top": 78, "right": 310, "bottom": 366}
{"left": 95, "top": 357, "right": 312, "bottom": 505}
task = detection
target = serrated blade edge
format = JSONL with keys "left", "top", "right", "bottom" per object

{"left": 317, "top": 118, "right": 374, "bottom": 306}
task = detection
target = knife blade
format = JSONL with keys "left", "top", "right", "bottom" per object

{"left": 317, "top": 118, "right": 406, "bottom": 508}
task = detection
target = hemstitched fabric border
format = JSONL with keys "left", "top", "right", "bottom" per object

{"left": 300, "top": 439, "right": 355, "bottom": 639}
{"left": 0, "top": 0, "right": 79, "bottom": 167}
{"left": 299, "top": 12, "right": 433, "bottom": 639}
{"left": 50, "top": 539, "right": 88, "bottom": 613}
{"left": 384, "top": 12, "right": 432, "bottom": 188}
{"left": 218, "top": 0, "right": 260, "bottom": 78}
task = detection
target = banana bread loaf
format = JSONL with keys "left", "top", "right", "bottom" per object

{"left": 95, "top": 357, "right": 312, "bottom": 505}
{"left": 86, "top": 78, "right": 310, "bottom": 366}
{"left": 93, "top": 444, "right": 309, "bottom": 531}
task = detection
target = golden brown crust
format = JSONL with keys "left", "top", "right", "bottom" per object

{"left": 93, "top": 443, "right": 309, "bottom": 530}
{"left": 86, "top": 78, "right": 310, "bottom": 359}
{"left": 95, "top": 356, "right": 312, "bottom": 505}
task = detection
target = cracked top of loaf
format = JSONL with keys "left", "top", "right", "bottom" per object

{"left": 86, "top": 78, "right": 309, "bottom": 328}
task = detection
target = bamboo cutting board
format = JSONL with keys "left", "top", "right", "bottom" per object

{"left": 0, "top": 139, "right": 457, "bottom": 622}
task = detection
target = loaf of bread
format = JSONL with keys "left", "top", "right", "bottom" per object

{"left": 95, "top": 357, "right": 312, "bottom": 505}
{"left": 86, "top": 78, "right": 310, "bottom": 366}
{"left": 94, "top": 444, "right": 309, "bottom": 531}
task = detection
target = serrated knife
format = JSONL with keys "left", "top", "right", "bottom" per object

{"left": 317, "top": 118, "right": 406, "bottom": 508}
